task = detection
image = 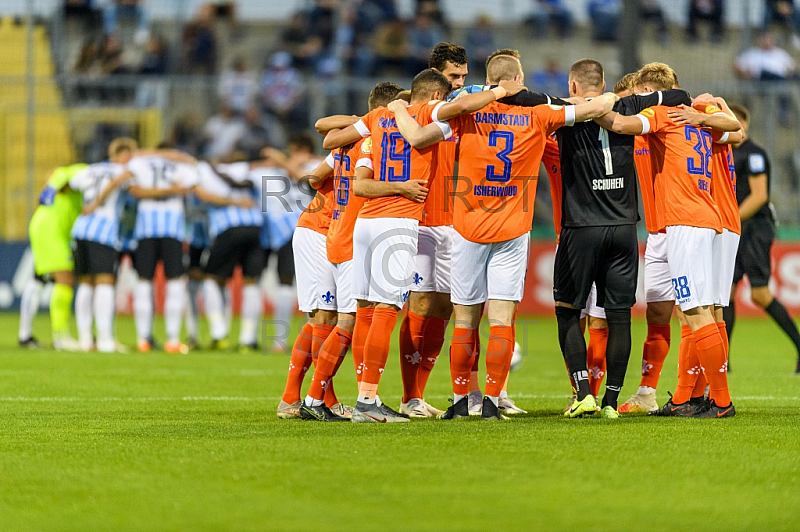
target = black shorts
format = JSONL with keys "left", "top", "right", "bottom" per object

{"left": 733, "top": 220, "right": 774, "bottom": 288}
{"left": 263, "top": 238, "right": 295, "bottom": 285}
{"left": 554, "top": 225, "right": 638, "bottom": 310}
{"left": 74, "top": 240, "right": 119, "bottom": 277}
{"left": 133, "top": 237, "right": 185, "bottom": 280}
{"left": 187, "top": 245, "right": 207, "bottom": 271}
{"left": 205, "top": 226, "right": 264, "bottom": 280}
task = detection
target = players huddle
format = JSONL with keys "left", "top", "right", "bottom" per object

{"left": 23, "top": 41, "right": 764, "bottom": 423}
{"left": 272, "top": 41, "right": 749, "bottom": 424}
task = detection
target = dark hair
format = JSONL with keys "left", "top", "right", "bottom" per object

{"left": 485, "top": 48, "right": 520, "bottom": 71}
{"left": 369, "top": 81, "right": 404, "bottom": 110}
{"left": 570, "top": 58, "right": 604, "bottom": 91}
{"left": 729, "top": 103, "right": 750, "bottom": 124}
{"left": 428, "top": 42, "right": 468, "bottom": 71}
{"left": 288, "top": 132, "right": 315, "bottom": 153}
{"left": 410, "top": 68, "right": 451, "bottom": 101}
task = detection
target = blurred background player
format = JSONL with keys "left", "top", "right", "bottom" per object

{"left": 398, "top": 42, "right": 468, "bottom": 418}
{"left": 260, "top": 135, "right": 323, "bottom": 352}
{"left": 198, "top": 159, "right": 264, "bottom": 351}
{"left": 127, "top": 152, "right": 197, "bottom": 353}
{"left": 726, "top": 104, "right": 800, "bottom": 374}
{"left": 69, "top": 140, "right": 135, "bottom": 352}
{"left": 183, "top": 186, "right": 209, "bottom": 349}
{"left": 21, "top": 163, "right": 88, "bottom": 350}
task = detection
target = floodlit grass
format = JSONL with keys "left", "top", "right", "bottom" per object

{"left": 1, "top": 313, "right": 799, "bottom": 531}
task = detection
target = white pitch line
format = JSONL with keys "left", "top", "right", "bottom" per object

{"left": 0, "top": 395, "right": 798, "bottom": 403}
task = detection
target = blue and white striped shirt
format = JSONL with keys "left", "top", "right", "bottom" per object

{"left": 69, "top": 162, "right": 128, "bottom": 248}
{"left": 198, "top": 162, "right": 262, "bottom": 240}
{"left": 128, "top": 157, "right": 198, "bottom": 241}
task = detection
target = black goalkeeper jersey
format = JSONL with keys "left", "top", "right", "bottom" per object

{"left": 733, "top": 138, "right": 773, "bottom": 224}
{"left": 556, "top": 90, "right": 691, "bottom": 228}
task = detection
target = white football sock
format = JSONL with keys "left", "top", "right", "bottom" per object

{"left": 638, "top": 386, "right": 656, "bottom": 395}
{"left": 165, "top": 279, "right": 185, "bottom": 343}
{"left": 239, "top": 284, "right": 262, "bottom": 346}
{"left": 499, "top": 390, "right": 509, "bottom": 400}
{"left": 454, "top": 393, "right": 466, "bottom": 404}
{"left": 75, "top": 283, "right": 94, "bottom": 349}
{"left": 224, "top": 284, "right": 233, "bottom": 332}
{"left": 134, "top": 280, "right": 153, "bottom": 342}
{"left": 18, "top": 278, "right": 43, "bottom": 341}
{"left": 94, "top": 283, "right": 115, "bottom": 349}
{"left": 203, "top": 279, "right": 227, "bottom": 340}
{"left": 273, "top": 284, "right": 295, "bottom": 341}
{"left": 185, "top": 279, "right": 201, "bottom": 339}
{"left": 486, "top": 395, "right": 499, "bottom": 407}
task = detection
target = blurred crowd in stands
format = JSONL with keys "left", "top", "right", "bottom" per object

{"left": 61, "top": 0, "right": 800, "bottom": 159}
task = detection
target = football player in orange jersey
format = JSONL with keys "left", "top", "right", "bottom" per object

{"left": 662, "top": 96, "right": 743, "bottom": 411}
{"left": 597, "top": 62, "right": 741, "bottom": 418}
{"left": 297, "top": 82, "right": 406, "bottom": 421}
{"left": 392, "top": 55, "right": 616, "bottom": 419}
{"left": 398, "top": 43, "right": 469, "bottom": 418}
{"left": 323, "top": 69, "right": 525, "bottom": 422}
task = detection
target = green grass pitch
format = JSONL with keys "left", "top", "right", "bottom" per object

{"left": 1, "top": 313, "right": 799, "bottom": 531}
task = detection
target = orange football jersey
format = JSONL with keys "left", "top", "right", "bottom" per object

{"left": 326, "top": 139, "right": 371, "bottom": 264}
{"left": 542, "top": 133, "right": 562, "bottom": 238}
{"left": 421, "top": 136, "right": 457, "bottom": 227}
{"left": 633, "top": 135, "right": 661, "bottom": 233}
{"left": 354, "top": 101, "right": 447, "bottom": 221}
{"left": 448, "top": 101, "right": 574, "bottom": 243}
{"left": 296, "top": 177, "right": 335, "bottom": 235}
{"left": 636, "top": 105, "right": 722, "bottom": 232}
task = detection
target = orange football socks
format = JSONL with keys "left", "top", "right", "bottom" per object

{"left": 399, "top": 311, "right": 425, "bottom": 402}
{"left": 640, "top": 323, "right": 671, "bottom": 389}
{"left": 281, "top": 322, "right": 315, "bottom": 404}
{"left": 358, "top": 307, "right": 398, "bottom": 402}
{"left": 673, "top": 325, "right": 699, "bottom": 404}
{"left": 416, "top": 316, "right": 447, "bottom": 397}
{"left": 693, "top": 323, "right": 731, "bottom": 407}
{"left": 485, "top": 325, "right": 514, "bottom": 398}
{"left": 352, "top": 307, "right": 374, "bottom": 384}
{"left": 587, "top": 327, "right": 608, "bottom": 397}
{"left": 450, "top": 327, "right": 475, "bottom": 397}
{"left": 307, "top": 327, "right": 353, "bottom": 403}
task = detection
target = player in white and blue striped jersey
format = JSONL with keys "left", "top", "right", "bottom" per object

{"left": 127, "top": 154, "right": 198, "bottom": 354}
{"left": 196, "top": 160, "right": 264, "bottom": 351}
{"left": 68, "top": 138, "right": 136, "bottom": 352}
{"left": 183, "top": 191, "right": 209, "bottom": 349}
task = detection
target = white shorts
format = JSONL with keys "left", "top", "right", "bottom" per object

{"left": 413, "top": 225, "right": 452, "bottom": 294}
{"left": 666, "top": 225, "right": 717, "bottom": 311}
{"left": 352, "top": 216, "right": 419, "bottom": 308}
{"left": 582, "top": 283, "right": 607, "bottom": 319}
{"left": 644, "top": 231, "right": 673, "bottom": 303}
{"left": 713, "top": 228, "right": 740, "bottom": 307}
{"left": 294, "top": 227, "right": 337, "bottom": 313}
{"left": 333, "top": 260, "right": 357, "bottom": 314}
{"left": 451, "top": 232, "right": 529, "bottom": 305}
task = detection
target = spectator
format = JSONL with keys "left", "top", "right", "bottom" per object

{"left": 588, "top": 0, "right": 620, "bottom": 42}
{"left": 332, "top": 4, "right": 372, "bottom": 76}
{"left": 763, "top": 0, "right": 800, "bottom": 48}
{"left": 183, "top": 3, "right": 217, "bottom": 74}
{"left": 406, "top": 12, "right": 446, "bottom": 75}
{"left": 73, "top": 37, "right": 101, "bottom": 74}
{"left": 735, "top": 33, "right": 797, "bottom": 81}
{"left": 261, "top": 52, "right": 307, "bottom": 138}
{"left": 466, "top": 14, "right": 495, "bottom": 77}
{"left": 527, "top": 0, "right": 574, "bottom": 40}
{"left": 235, "top": 107, "right": 272, "bottom": 161}
{"left": 139, "top": 34, "right": 168, "bottom": 75}
{"left": 98, "top": 34, "right": 129, "bottom": 75}
{"left": 417, "top": 0, "right": 449, "bottom": 32}
{"left": 280, "top": 10, "right": 325, "bottom": 72}
{"left": 103, "top": 0, "right": 149, "bottom": 45}
{"left": 640, "top": 0, "right": 669, "bottom": 45}
{"left": 203, "top": 103, "right": 246, "bottom": 159}
{"left": 168, "top": 115, "right": 204, "bottom": 156}
{"left": 687, "top": 0, "right": 724, "bottom": 42}
{"left": 218, "top": 57, "right": 259, "bottom": 115}
{"left": 532, "top": 58, "right": 569, "bottom": 97}
{"left": 372, "top": 17, "right": 409, "bottom": 75}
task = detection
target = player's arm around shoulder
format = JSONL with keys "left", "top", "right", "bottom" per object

{"left": 388, "top": 99, "right": 445, "bottom": 150}
{"left": 306, "top": 155, "right": 335, "bottom": 190}
{"left": 571, "top": 92, "right": 618, "bottom": 123}
{"left": 594, "top": 98, "right": 648, "bottom": 136}
{"left": 315, "top": 115, "right": 359, "bottom": 135}
{"left": 436, "top": 77, "right": 526, "bottom": 121}
{"left": 351, "top": 164, "right": 428, "bottom": 203}
{"left": 322, "top": 111, "right": 372, "bottom": 150}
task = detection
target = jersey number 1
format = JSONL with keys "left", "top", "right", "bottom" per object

{"left": 380, "top": 132, "right": 410, "bottom": 182}
{"left": 598, "top": 128, "right": 613, "bottom": 176}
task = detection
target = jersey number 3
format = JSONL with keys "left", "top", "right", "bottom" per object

{"left": 685, "top": 125, "right": 712, "bottom": 178}
{"left": 486, "top": 131, "right": 514, "bottom": 182}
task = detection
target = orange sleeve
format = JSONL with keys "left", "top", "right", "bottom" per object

{"left": 636, "top": 107, "right": 664, "bottom": 135}
{"left": 354, "top": 109, "right": 378, "bottom": 138}
{"left": 691, "top": 101, "right": 723, "bottom": 115}
{"left": 534, "top": 105, "right": 570, "bottom": 136}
